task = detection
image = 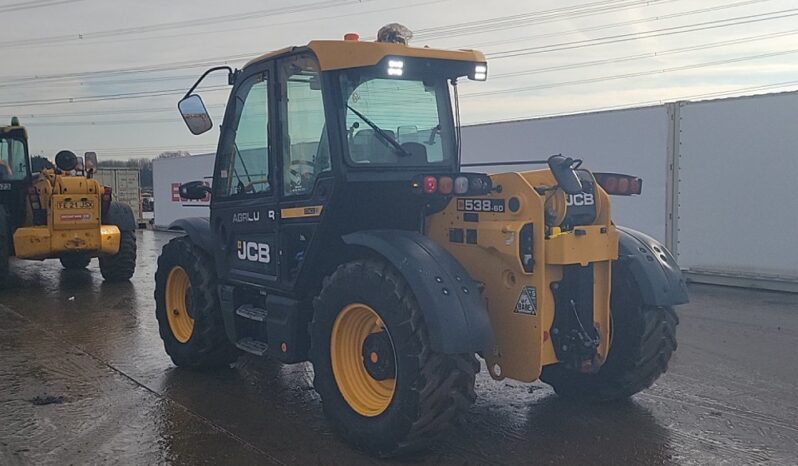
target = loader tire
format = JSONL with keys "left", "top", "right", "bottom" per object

{"left": 540, "top": 266, "right": 679, "bottom": 402}
{"left": 60, "top": 253, "right": 91, "bottom": 270}
{"left": 99, "top": 230, "right": 136, "bottom": 281}
{"left": 310, "top": 259, "right": 478, "bottom": 457}
{"left": 154, "top": 236, "right": 239, "bottom": 369}
{"left": 0, "top": 207, "right": 9, "bottom": 286}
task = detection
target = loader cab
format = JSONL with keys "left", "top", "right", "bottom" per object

{"left": 0, "top": 121, "right": 32, "bottom": 230}
{"left": 179, "top": 40, "right": 488, "bottom": 293}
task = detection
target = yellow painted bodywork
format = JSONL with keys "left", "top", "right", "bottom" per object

{"left": 425, "top": 170, "right": 618, "bottom": 383}
{"left": 12, "top": 170, "right": 121, "bottom": 259}
{"left": 246, "top": 39, "right": 485, "bottom": 70}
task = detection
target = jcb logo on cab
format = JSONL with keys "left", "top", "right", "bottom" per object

{"left": 236, "top": 241, "right": 271, "bottom": 263}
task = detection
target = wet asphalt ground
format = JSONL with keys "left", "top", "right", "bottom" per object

{"left": 1, "top": 230, "right": 797, "bottom": 465}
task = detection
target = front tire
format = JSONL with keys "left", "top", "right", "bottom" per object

{"left": 154, "top": 236, "right": 238, "bottom": 369}
{"left": 310, "top": 259, "right": 478, "bottom": 457}
{"left": 60, "top": 253, "right": 91, "bottom": 269}
{"left": 99, "top": 230, "right": 136, "bottom": 281}
{"left": 540, "top": 265, "right": 679, "bottom": 402}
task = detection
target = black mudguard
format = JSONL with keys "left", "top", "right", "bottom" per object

{"left": 343, "top": 230, "right": 494, "bottom": 354}
{"left": 617, "top": 226, "right": 689, "bottom": 306}
{"left": 168, "top": 217, "right": 214, "bottom": 255}
{"left": 105, "top": 201, "right": 137, "bottom": 231}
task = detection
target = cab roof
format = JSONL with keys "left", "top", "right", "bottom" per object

{"left": 0, "top": 124, "right": 27, "bottom": 138}
{"left": 244, "top": 39, "right": 486, "bottom": 71}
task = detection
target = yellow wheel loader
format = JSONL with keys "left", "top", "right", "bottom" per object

{"left": 0, "top": 119, "right": 137, "bottom": 285}
{"left": 154, "top": 25, "right": 687, "bottom": 457}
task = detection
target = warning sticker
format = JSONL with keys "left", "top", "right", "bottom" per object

{"left": 514, "top": 286, "right": 537, "bottom": 316}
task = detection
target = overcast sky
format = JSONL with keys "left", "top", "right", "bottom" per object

{"left": 1, "top": 0, "right": 796, "bottom": 159}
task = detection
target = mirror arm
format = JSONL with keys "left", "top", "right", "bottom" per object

{"left": 184, "top": 66, "right": 235, "bottom": 99}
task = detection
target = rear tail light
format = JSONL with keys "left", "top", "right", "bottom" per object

{"left": 423, "top": 176, "right": 438, "bottom": 194}
{"left": 454, "top": 176, "right": 469, "bottom": 194}
{"left": 27, "top": 186, "right": 41, "bottom": 210}
{"left": 438, "top": 176, "right": 453, "bottom": 194}
{"left": 101, "top": 186, "right": 112, "bottom": 214}
{"left": 412, "top": 173, "right": 493, "bottom": 196}
{"left": 593, "top": 172, "right": 642, "bottom": 196}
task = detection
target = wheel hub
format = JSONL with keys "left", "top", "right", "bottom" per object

{"left": 362, "top": 331, "right": 395, "bottom": 381}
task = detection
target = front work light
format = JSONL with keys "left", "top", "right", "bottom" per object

{"left": 387, "top": 59, "right": 404, "bottom": 76}
{"left": 471, "top": 63, "right": 488, "bottom": 81}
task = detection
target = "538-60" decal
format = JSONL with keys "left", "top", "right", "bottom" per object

{"left": 457, "top": 198, "right": 505, "bottom": 213}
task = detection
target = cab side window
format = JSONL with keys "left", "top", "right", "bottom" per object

{"left": 0, "top": 137, "right": 27, "bottom": 180}
{"left": 279, "top": 54, "right": 329, "bottom": 196}
{"left": 217, "top": 74, "right": 271, "bottom": 197}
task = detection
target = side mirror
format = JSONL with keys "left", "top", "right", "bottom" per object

{"left": 84, "top": 152, "right": 98, "bottom": 174}
{"left": 179, "top": 180, "right": 211, "bottom": 200}
{"left": 547, "top": 154, "right": 583, "bottom": 195}
{"left": 178, "top": 94, "right": 213, "bottom": 135}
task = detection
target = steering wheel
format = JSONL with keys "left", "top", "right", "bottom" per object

{"left": 241, "top": 179, "right": 270, "bottom": 193}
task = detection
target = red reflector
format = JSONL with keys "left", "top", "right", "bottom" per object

{"left": 604, "top": 176, "right": 618, "bottom": 193}
{"left": 618, "top": 177, "right": 629, "bottom": 193}
{"left": 593, "top": 172, "right": 643, "bottom": 196}
{"left": 629, "top": 177, "right": 641, "bottom": 194}
{"left": 423, "top": 176, "right": 438, "bottom": 194}
{"left": 438, "top": 176, "right": 453, "bottom": 194}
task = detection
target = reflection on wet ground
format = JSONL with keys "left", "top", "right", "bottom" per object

{"left": 1, "top": 230, "right": 797, "bottom": 465}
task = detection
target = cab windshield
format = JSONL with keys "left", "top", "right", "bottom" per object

{"left": 339, "top": 70, "right": 455, "bottom": 167}
{"left": 0, "top": 135, "right": 27, "bottom": 181}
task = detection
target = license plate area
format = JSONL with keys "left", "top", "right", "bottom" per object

{"left": 52, "top": 194, "right": 99, "bottom": 229}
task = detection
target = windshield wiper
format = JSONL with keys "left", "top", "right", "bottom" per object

{"left": 346, "top": 104, "right": 411, "bottom": 157}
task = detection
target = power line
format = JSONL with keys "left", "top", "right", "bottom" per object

{"left": 465, "top": 0, "right": 777, "bottom": 49}
{"left": 0, "top": 0, "right": 372, "bottom": 49}
{"left": 0, "top": 85, "right": 229, "bottom": 108}
{"left": 488, "top": 7, "right": 798, "bottom": 59}
{"left": 0, "top": 0, "right": 83, "bottom": 13}
{"left": 14, "top": 0, "right": 447, "bottom": 50}
{"left": 0, "top": 0, "right": 665, "bottom": 84}
{"left": 408, "top": 0, "right": 682, "bottom": 40}
{"left": 489, "top": 28, "right": 798, "bottom": 79}
{"left": 465, "top": 48, "right": 798, "bottom": 98}
{"left": 7, "top": 25, "right": 796, "bottom": 120}
{"left": 0, "top": 0, "right": 775, "bottom": 88}
{"left": 16, "top": 46, "right": 798, "bottom": 125}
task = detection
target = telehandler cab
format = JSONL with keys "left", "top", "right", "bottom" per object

{"left": 156, "top": 25, "right": 687, "bottom": 456}
{"left": 0, "top": 119, "right": 137, "bottom": 285}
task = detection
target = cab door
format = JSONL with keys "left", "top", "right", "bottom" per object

{"left": 210, "top": 63, "right": 280, "bottom": 287}
{"left": 274, "top": 53, "right": 334, "bottom": 289}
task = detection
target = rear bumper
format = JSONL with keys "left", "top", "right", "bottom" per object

{"left": 13, "top": 225, "right": 121, "bottom": 259}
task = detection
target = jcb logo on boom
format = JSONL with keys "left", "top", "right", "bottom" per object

{"left": 236, "top": 241, "right": 271, "bottom": 263}
{"left": 566, "top": 193, "right": 594, "bottom": 207}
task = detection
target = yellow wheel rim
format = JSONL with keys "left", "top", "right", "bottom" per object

{"left": 165, "top": 266, "right": 194, "bottom": 343}
{"left": 330, "top": 303, "right": 396, "bottom": 417}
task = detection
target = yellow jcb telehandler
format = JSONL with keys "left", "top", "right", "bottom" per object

{"left": 154, "top": 25, "right": 687, "bottom": 456}
{"left": 0, "top": 119, "right": 137, "bottom": 285}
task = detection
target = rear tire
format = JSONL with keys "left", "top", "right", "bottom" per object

{"left": 154, "top": 236, "right": 239, "bottom": 369}
{"left": 540, "top": 265, "right": 679, "bottom": 402}
{"left": 0, "top": 207, "right": 9, "bottom": 286}
{"left": 310, "top": 259, "right": 478, "bottom": 457}
{"left": 60, "top": 253, "right": 91, "bottom": 270}
{"left": 99, "top": 230, "right": 136, "bottom": 281}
